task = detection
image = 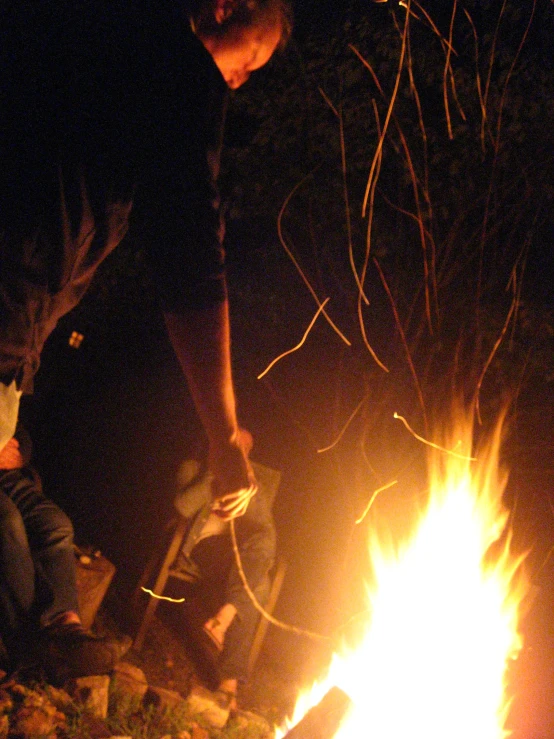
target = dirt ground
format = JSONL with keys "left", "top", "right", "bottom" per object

{"left": 103, "top": 594, "right": 313, "bottom": 730}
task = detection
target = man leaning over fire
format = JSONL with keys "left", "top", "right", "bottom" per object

{"left": 0, "top": 0, "right": 292, "bottom": 675}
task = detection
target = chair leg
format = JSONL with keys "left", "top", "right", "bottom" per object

{"left": 133, "top": 516, "right": 189, "bottom": 651}
{"left": 131, "top": 517, "right": 178, "bottom": 611}
{"left": 247, "top": 556, "right": 287, "bottom": 676}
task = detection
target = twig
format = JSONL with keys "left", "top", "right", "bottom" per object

{"left": 257, "top": 299, "right": 330, "bottom": 380}
{"left": 355, "top": 480, "right": 398, "bottom": 524}
{"left": 373, "top": 257, "right": 428, "bottom": 430}
{"left": 393, "top": 119, "right": 436, "bottom": 332}
{"left": 317, "top": 393, "right": 370, "bottom": 453}
{"left": 493, "top": 0, "right": 536, "bottom": 150}
{"left": 351, "top": 42, "right": 436, "bottom": 332}
{"left": 404, "top": 19, "right": 430, "bottom": 199}
{"left": 443, "top": 0, "right": 457, "bottom": 140}
{"left": 355, "top": 100, "right": 389, "bottom": 372}
{"left": 338, "top": 96, "right": 369, "bottom": 304}
{"left": 474, "top": 290, "right": 517, "bottom": 425}
{"left": 410, "top": 0, "right": 458, "bottom": 55}
{"left": 482, "top": 0, "right": 508, "bottom": 143}
{"left": 277, "top": 173, "right": 351, "bottom": 346}
{"left": 463, "top": 7, "right": 487, "bottom": 152}
{"left": 393, "top": 412, "right": 477, "bottom": 461}
{"left": 140, "top": 587, "right": 185, "bottom": 603}
{"left": 361, "top": 3, "right": 409, "bottom": 219}
{"left": 230, "top": 520, "right": 329, "bottom": 642}
{"left": 318, "top": 86, "right": 338, "bottom": 118}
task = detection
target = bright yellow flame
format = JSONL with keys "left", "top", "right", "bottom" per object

{"left": 279, "top": 408, "right": 528, "bottom": 739}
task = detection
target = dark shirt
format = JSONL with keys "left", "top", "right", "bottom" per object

{"left": 0, "top": 0, "right": 228, "bottom": 392}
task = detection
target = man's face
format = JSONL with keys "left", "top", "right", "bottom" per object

{"left": 202, "top": 21, "right": 282, "bottom": 89}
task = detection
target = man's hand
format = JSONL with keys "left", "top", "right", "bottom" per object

{"left": 164, "top": 306, "right": 257, "bottom": 519}
{"left": 0, "top": 437, "right": 24, "bottom": 470}
{"left": 209, "top": 428, "right": 258, "bottom": 520}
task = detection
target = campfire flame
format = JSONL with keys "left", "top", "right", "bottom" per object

{"left": 279, "top": 408, "right": 528, "bottom": 739}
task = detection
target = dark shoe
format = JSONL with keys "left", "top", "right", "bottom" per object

{"left": 38, "top": 624, "right": 132, "bottom": 686}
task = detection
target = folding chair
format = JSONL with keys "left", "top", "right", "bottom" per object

{"left": 132, "top": 460, "right": 286, "bottom": 676}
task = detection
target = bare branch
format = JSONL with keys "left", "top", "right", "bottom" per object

{"left": 277, "top": 172, "right": 351, "bottom": 346}
{"left": 475, "top": 295, "right": 517, "bottom": 424}
{"left": 463, "top": 7, "right": 488, "bottom": 152}
{"left": 257, "top": 298, "right": 330, "bottom": 380}
{"left": 443, "top": 0, "right": 457, "bottom": 140}
{"left": 373, "top": 257, "right": 428, "bottom": 431}
{"left": 361, "top": 4, "right": 410, "bottom": 219}
{"left": 393, "top": 413, "right": 477, "bottom": 460}
{"left": 355, "top": 479, "right": 398, "bottom": 524}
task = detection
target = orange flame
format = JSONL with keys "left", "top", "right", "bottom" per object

{"left": 279, "top": 407, "right": 528, "bottom": 739}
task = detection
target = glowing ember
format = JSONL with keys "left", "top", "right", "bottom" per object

{"left": 279, "top": 409, "right": 528, "bottom": 739}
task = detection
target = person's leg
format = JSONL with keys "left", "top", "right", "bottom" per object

{"left": 191, "top": 492, "right": 276, "bottom": 696}
{"left": 203, "top": 601, "right": 236, "bottom": 650}
{"left": 2, "top": 466, "right": 131, "bottom": 683}
{"left": 198, "top": 492, "right": 276, "bottom": 692}
{"left": 5, "top": 466, "right": 80, "bottom": 626}
{"left": 0, "top": 485, "right": 36, "bottom": 647}
{"left": 224, "top": 489, "right": 276, "bottom": 618}
{"left": 217, "top": 572, "right": 271, "bottom": 689}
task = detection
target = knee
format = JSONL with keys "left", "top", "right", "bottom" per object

{"left": 0, "top": 493, "right": 27, "bottom": 542}
{"left": 48, "top": 507, "right": 75, "bottom": 548}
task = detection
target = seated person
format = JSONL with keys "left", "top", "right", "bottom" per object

{"left": 0, "top": 424, "right": 130, "bottom": 684}
{"left": 173, "top": 441, "right": 277, "bottom": 711}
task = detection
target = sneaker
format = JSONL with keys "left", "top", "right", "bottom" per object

{"left": 37, "top": 624, "right": 132, "bottom": 686}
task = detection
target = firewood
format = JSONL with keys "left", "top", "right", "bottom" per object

{"left": 283, "top": 686, "right": 352, "bottom": 739}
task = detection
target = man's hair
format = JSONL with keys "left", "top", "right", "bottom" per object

{"left": 192, "top": 0, "right": 293, "bottom": 50}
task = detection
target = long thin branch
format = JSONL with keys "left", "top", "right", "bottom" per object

{"left": 463, "top": 7, "right": 487, "bottom": 152}
{"left": 482, "top": 0, "right": 508, "bottom": 144}
{"left": 477, "top": 0, "right": 536, "bottom": 307}
{"left": 443, "top": 0, "right": 457, "bottom": 140}
{"left": 351, "top": 41, "right": 436, "bottom": 332}
{"left": 405, "top": 19, "right": 430, "bottom": 201}
{"left": 355, "top": 480, "right": 398, "bottom": 524}
{"left": 277, "top": 172, "right": 351, "bottom": 346}
{"left": 357, "top": 102, "right": 390, "bottom": 372}
{"left": 338, "top": 97, "right": 369, "bottom": 304}
{"left": 393, "top": 120, "right": 436, "bottom": 332}
{"left": 493, "top": 0, "right": 536, "bottom": 150}
{"left": 257, "top": 298, "right": 330, "bottom": 380}
{"left": 394, "top": 412, "right": 476, "bottom": 460}
{"left": 317, "top": 393, "right": 370, "bottom": 454}
{"left": 361, "top": 4, "right": 409, "bottom": 219}
{"left": 475, "top": 295, "right": 517, "bottom": 424}
{"left": 230, "top": 520, "right": 329, "bottom": 642}
{"left": 373, "top": 256, "right": 428, "bottom": 432}
{"left": 411, "top": 0, "right": 458, "bottom": 55}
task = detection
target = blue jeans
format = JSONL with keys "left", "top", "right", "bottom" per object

{"left": 0, "top": 466, "right": 79, "bottom": 645}
{"left": 189, "top": 489, "right": 276, "bottom": 684}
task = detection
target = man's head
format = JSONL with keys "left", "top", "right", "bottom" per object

{"left": 192, "top": 0, "right": 293, "bottom": 89}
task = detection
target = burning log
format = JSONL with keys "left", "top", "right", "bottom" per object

{"left": 283, "top": 686, "right": 352, "bottom": 739}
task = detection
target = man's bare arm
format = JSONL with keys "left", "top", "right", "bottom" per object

{"left": 163, "top": 301, "right": 256, "bottom": 518}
